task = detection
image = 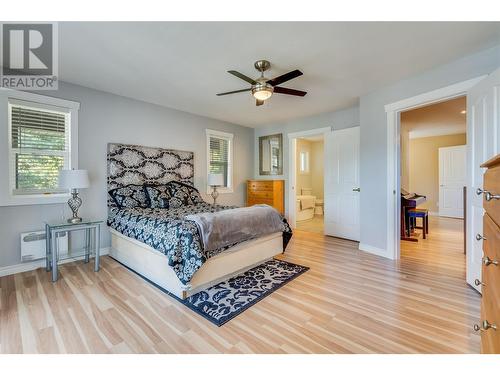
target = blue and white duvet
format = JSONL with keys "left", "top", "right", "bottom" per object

{"left": 108, "top": 202, "right": 292, "bottom": 284}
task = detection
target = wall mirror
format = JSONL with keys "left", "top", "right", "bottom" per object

{"left": 259, "top": 133, "right": 283, "bottom": 175}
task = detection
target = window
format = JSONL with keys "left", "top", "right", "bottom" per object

{"left": 206, "top": 129, "right": 233, "bottom": 193}
{"left": 299, "top": 151, "right": 310, "bottom": 174}
{"left": 0, "top": 90, "right": 79, "bottom": 206}
{"left": 9, "top": 100, "right": 70, "bottom": 195}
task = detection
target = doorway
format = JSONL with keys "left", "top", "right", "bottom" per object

{"left": 288, "top": 126, "right": 360, "bottom": 241}
{"left": 386, "top": 70, "right": 500, "bottom": 292}
{"left": 399, "top": 96, "right": 467, "bottom": 280}
{"left": 294, "top": 134, "right": 324, "bottom": 234}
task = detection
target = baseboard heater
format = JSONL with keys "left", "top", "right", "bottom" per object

{"left": 20, "top": 230, "right": 68, "bottom": 262}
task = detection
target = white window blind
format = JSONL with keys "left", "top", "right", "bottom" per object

{"left": 9, "top": 101, "right": 70, "bottom": 195}
{"left": 206, "top": 129, "right": 233, "bottom": 192}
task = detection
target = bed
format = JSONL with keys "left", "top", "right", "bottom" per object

{"left": 107, "top": 143, "right": 292, "bottom": 299}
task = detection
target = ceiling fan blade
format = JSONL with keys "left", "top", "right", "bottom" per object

{"left": 228, "top": 70, "right": 257, "bottom": 85}
{"left": 256, "top": 99, "right": 264, "bottom": 106}
{"left": 216, "top": 88, "right": 251, "bottom": 96}
{"left": 267, "top": 69, "right": 303, "bottom": 86}
{"left": 273, "top": 86, "right": 307, "bottom": 97}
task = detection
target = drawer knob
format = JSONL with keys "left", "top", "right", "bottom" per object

{"left": 477, "top": 188, "right": 500, "bottom": 201}
{"left": 485, "top": 191, "right": 500, "bottom": 201}
{"left": 483, "top": 256, "right": 499, "bottom": 266}
{"left": 474, "top": 279, "right": 485, "bottom": 287}
{"left": 476, "top": 234, "right": 486, "bottom": 241}
{"left": 474, "top": 320, "right": 497, "bottom": 332}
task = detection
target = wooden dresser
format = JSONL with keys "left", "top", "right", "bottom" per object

{"left": 475, "top": 154, "right": 500, "bottom": 353}
{"left": 247, "top": 180, "right": 284, "bottom": 214}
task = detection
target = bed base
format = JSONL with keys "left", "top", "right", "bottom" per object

{"left": 109, "top": 228, "right": 283, "bottom": 299}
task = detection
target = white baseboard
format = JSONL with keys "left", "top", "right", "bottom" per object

{"left": 428, "top": 211, "right": 439, "bottom": 216}
{"left": 358, "top": 243, "right": 391, "bottom": 258}
{"left": 0, "top": 247, "right": 110, "bottom": 278}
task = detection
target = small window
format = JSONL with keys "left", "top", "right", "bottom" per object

{"left": 299, "top": 151, "right": 309, "bottom": 174}
{"left": 9, "top": 100, "right": 71, "bottom": 196}
{"left": 206, "top": 129, "right": 233, "bottom": 193}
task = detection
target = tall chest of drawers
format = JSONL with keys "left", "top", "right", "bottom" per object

{"left": 247, "top": 180, "right": 284, "bottom": 214}
{"left": 476, "top": 154, "right": 500, "bottom": 353}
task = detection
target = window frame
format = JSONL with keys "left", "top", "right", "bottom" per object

{"left": 0, "top": 88, "right": 80, "bottom": 207}
{"left": 299, "top": 150, "right": 310, "bottom": 174}
{"left": 206, "top": 129, "right": 234, "bottom": 194}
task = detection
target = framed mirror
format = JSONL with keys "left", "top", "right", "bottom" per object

{"left": 259, "top": 133, "right": 283, "bottom": 175}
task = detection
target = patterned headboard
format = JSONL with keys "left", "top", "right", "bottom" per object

{"left": 107, "top": 143, "right": 194, "bottom": 206}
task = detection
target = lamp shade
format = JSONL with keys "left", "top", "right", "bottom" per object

{"left": 59, "top": 169, "right": 90, "bottom": 189}
{"left": 208, "top": 173, "right": 224, "bottom": 187}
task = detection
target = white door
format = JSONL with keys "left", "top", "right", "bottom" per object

{"left": 324, "top": 126, "right": 360, "bottom": 241}
{"left": 439, "top": 145, "right": 466, "bottom": 218}
{"left": 467, "top": 67, "right": 500, "bottom": 292}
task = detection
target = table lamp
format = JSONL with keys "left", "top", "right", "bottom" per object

{"left": 208, "top": 173, "right": 224, "bottom": 206}
{"left": 59, "top": 169, "right": 90, "bottom": 223}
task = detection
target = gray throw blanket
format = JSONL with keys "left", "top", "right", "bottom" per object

{"left": 185, "top": 204, "right": 286, "bottom": 252}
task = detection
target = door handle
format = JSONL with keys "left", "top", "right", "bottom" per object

{"left": 352, "top": 187, "right": 360, "bottom": 192}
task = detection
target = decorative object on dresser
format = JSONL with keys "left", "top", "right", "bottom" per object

{"left": 208, "top": 173, "right": 224, "bottom": 206}
{"left": 259, "top": 133, "right": 283, "bottom": 175}
{"left": 58, "top": 169, "right": 90, "bottom": 223}
{"left": 247, "top": 179, "right": 284, "bottom": 214}
{"left": 474, "top": 154, "right": 500, "bottom": 354}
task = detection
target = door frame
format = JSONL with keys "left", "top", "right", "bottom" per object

{"left": 287, "top": 126, "right": 330, "bottom": 229}
{"left": 384, "top": 76, "right": 486, "bottom": 260}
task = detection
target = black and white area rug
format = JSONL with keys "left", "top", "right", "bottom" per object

{"left": 113, "top": 257, "right": 309, "bottom": 326}
{"left": 181, "top": 259, "right": 309, "bottom": 326}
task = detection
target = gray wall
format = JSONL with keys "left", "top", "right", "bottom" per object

{"left": 254, "top": 106, "right": 359, "bottom": 215}
{"left": 360, "top": 44, "right": 500, "bottom": 251}
{"left": 0, "top": 81, "right": 253, "bottom": 268}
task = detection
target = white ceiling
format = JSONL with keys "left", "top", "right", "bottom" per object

{"left": 401, "top": 96, "right": 466, "bottom": 139}
{"left": 58, "top": 22, "right": 500, "bottom": 128}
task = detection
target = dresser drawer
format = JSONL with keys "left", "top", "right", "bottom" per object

{"left": 248, "top": 180, "right": 274, "bottom": 191}
{"left": 248, "top": 190, "right": 274, "bottom": 199}
{"left": 483, "top": 165, "right": 500, "bottom": 227}
{"left": 480, "top": 286, "right": 500, "bottom": 353}
{"left": 483, "top": 213, "right": 500, "bottom": 260}
{"left": 247, "top": 198, "right": 274, "bottom": 207}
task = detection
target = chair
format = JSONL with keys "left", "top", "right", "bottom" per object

{"left": 407, "top": 208, "right": 429, "bottom": 239}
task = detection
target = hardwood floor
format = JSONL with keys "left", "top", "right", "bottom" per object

{"left": 0, "top": 216, "right": 480, "bottom": 353}
{"left": 296, "top": 215, "right": 324, "bottom": 234}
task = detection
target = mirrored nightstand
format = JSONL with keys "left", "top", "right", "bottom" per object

{"left": 45, "top": 219, "right": 104, "bottom": 282}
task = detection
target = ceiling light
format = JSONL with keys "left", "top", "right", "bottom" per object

{"left": 252, "top": 83, "right": 274, "bottom": 101}
{"left": 460, "top": 110, "right": 466, "bottom": 114}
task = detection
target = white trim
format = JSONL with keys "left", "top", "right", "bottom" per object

{"left": 0, "top": 87, "right": 80, "bottom": 110}
{"left": 205, "top": 129, "right": 234, "bottom": 194}
{"left": 0, "top": 247, "right": 110, "bottom": 277}
{"left": 384, "top": 77, "right": 485, "bottom": 113}
{"left": 288, "top": 127, "right": 331, "bottom": 139}
{"left": 384, "top": 76, "right": 485, "bottom": 260}
{"left": 0, "top": 90, "right": 80, "bottom": 206}
{"left": 358, "top": 243, "right": 391, "bottom": 259}
{"left": 287, "top": 126, "right": 330, "bottom": 228}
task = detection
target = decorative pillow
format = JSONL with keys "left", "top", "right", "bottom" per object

{"left": 145, "top": 184, "right": 171, "bottom": 209}
{"left": 109, "top": 184, "right": 149, "bottom": 209}
{"left": 166, "top": 181, "right": 205, "bottom": 208}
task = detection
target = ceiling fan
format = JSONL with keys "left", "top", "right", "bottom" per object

{"left": 217, "top": 60, "right": 307, "bottom": 106}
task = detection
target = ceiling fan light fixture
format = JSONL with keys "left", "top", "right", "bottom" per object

{"left": 252, "top": 83, "right": 274, "bottom": 101}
